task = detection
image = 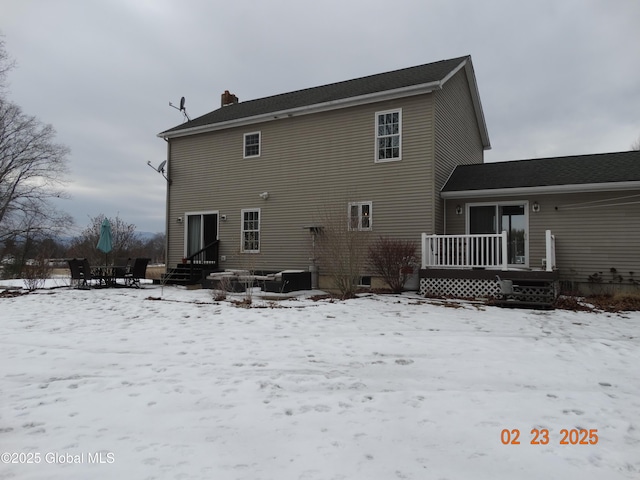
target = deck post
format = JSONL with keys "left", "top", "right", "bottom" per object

{"left": 421, "top": 233, "right": 428, "bottom": 269}
{"left": 545, "top": 230, "right": 555, "bottom": 272}
{"left": 500, "top": 231, "right": 508, "bottom": 271}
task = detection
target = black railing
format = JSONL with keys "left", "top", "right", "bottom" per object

{"left": 186, "top": 240, "right": 220, "bottom": 281}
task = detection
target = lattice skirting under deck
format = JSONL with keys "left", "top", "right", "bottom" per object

{"left": 420, "top": 277, "right": 501, "bottom": 298}
{"left": 419, "top": 277, "right": 558, "bottom": 300}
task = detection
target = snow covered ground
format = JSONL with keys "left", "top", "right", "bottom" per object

{"left": 1, "top": 278, "right": 639, "bottom": 480}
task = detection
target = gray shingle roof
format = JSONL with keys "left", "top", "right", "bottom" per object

{"left": 160, "top": 56, "right": 469, "bottom": 136}
{"left": 442, "top": 150, "right": 640, "bottom": 193}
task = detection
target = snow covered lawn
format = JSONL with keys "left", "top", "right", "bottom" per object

{"left": 1, "top": 283, "right": 638, "bottom": 479}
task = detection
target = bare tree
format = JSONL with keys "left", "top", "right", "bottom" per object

{"left": 143, "top": 232, "right": 166, "bottom": 264}
{"left": 0, "top": 101, "right": 70, "bottom": 237}
{"left": 0, "top": 199, "right": 70, "bottom": 278}
{"left": 0, "top": 37, "right": 71, "bottom": 246}
{"left": 68, "top": 214, "right": 141, "bottom": 264}
{"left": 632, "top": 134, "right": 640, "bottom": 151}
{"left": 0, "top": 35, "right": 15, "bottom": 93}
{"left": 315, "top": 202, "right": 371, "bottom": 298}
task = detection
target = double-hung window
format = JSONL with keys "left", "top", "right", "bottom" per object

{"left": 375, "top": 109, "right": 401, "bottom": 162}
{"left": 243, "top": 132, "right": 261, "bottom": 158}
{"left": 241, "top": 208, "right": 260, "bottom": 252}
{"left": 348, "top": 202, "right": 372, "bottom": 231}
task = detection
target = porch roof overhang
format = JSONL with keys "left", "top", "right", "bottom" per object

{"left": 441, "top": 180, "right": 640, "bottom": 199}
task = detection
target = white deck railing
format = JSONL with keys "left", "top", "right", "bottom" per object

{"left": 422, "top": 231, "right": 508, "bottom": 270}
{"left": 421, "top": 230, "right": 556, "bottom": 272}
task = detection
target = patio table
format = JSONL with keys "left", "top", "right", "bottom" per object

{"left": 91, "top": 265, "right": 127, "bottom": 287}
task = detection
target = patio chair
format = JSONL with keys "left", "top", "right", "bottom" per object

{"left": 113, "top": 258, "right": 131, "bottom": 282}
{"left": 124, "top": 258, "right": 150, "bottom": 288}
{"left": 80, "top": 258, "right": 94, "bottom": 288}
{"left": 68, "top": 258, "right": 84, "bottom": 288}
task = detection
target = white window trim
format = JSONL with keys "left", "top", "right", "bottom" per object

{"left": 348, "top": 201, "right": 373, "bottom": 231}
{"left": 183, "top": 210, "right": 219, "bottom": 258}
{"left": 374, "top": 108, "right": 402, "bottom": 163}
{"left": 241, "top": 208, "right": 261, "bottom": 253}
{"left": 243, "top": 131, "right": 261, "bottom": 159}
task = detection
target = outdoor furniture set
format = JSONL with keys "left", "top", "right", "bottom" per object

{"left": 68, "top": 258, "right": 150, "bottom": 289}
{"left": 207, "top": 269, "right": 312, "bottom": 294}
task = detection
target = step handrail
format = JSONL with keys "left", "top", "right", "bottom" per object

{"left": 186, "top": 240, "right": 220, "bottom": 282}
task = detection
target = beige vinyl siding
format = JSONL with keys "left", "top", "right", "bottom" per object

{"left": 433, "top": 70, "right": 485, "bottom": 234}
{"left": 444, "top": 190, "right": 640, "bottom": 291}
{"left": 535, "top": 191, "right": 640, "bottom": 289}
{"left": 167, "top": 95, "right": 437, "bottom": 272}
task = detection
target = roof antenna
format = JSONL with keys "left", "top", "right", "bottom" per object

{"left": 169, "top": 96, "right": 191, "bottom": 122}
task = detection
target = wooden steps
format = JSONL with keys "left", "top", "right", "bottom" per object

{"left": 493, "top": 277, "right": 556, "bottom": 309}
{"left": 162, "top": 263, "right": 219, "bottom": 286}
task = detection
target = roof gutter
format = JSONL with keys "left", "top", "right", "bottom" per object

{"left": 158, "top": 80, "right": 443, "bottom": 139}
{"left": 441, "top": 181, "right": 640, "bottom": 199}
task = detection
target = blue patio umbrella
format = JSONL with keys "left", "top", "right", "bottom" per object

{"left": 96, "top": 218, "right": 113, "bottom": 265}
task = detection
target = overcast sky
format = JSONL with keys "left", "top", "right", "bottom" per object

{"left": 2, "top": 0, "right": 639, "bottom": 234}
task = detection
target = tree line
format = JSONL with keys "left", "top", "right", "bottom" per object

{"left": 0, "top": 214, "right": 165, "bottom": 279}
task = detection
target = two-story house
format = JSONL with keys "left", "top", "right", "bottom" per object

{"left": 158, "top": 55, "right": 640, "bottom": 299}
{"left": 158, "top": 55, "right": 490, "bottom": 290}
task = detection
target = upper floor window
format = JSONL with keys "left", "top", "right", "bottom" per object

{"left": 348, "top": 201, "right": 372, "bottom": 231}
{"left": 241, "top": 208, "right": 260, "bottom": 252}
{"left": 375, "top": 109, "right": 401, "bottom": 162}
{"left": 244, "top": 132, "right": 261, "bottom": 158}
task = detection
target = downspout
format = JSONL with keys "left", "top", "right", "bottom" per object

{"left": 443, "top": 198, "right": 447, "bottom": 235}
{"left": 164, "top": 137, "right": 171, "bottom": 268}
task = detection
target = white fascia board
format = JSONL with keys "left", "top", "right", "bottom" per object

{"left": 441, "top": 181, "right": 640, "bottom": 199}
{"left": 158, "top": 81, "right": 441, "bottom": 139}
{"left": 440, "top": 58, "right": 467, "bottom": 85}
{"left": 436, "top": 57, "right": 491, "bottom": 150}
{"left": 464, "top": 62, "right": 490, "bottom": 150}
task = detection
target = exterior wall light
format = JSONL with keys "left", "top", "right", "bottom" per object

{"left": 455, "top": 204, "right": 463, "bottom": 215}
{"left": 532, "top": 202, "right": 540, "bottom": 213}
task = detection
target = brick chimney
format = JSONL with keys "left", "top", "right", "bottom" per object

{"left": 221, "top": 90, "right": 239, "bottom": 107}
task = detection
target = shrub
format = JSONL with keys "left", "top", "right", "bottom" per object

{"left": 22, "top": 256, "right": 52, "bottom": 291}
{"left": 368, "top": 237, "right": 418, "bottom": 293}
{"left": 211, "top": 275, "right": 232, "bottom": 301}
{"left": 316, "top": 204, "right": 371, "bottom": 299}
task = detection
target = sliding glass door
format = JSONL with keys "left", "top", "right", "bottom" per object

{"left": 186, "top": 212, "right": 218, "bottom": 261}
{"left": 468, "top": 203, "right": 528, "bottom": 266}
{"left": 500, "top": 205, "right": 526, "bottom": 265}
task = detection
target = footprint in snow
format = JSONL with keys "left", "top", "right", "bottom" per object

{"left": 395, "top": 359, "right": 414, "bottom": 365}
{"left": 23, "top": 422, "right": 45, "bottom": 429}
{"left": 562, "top": 409, "right": 584, "bottom": 415}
